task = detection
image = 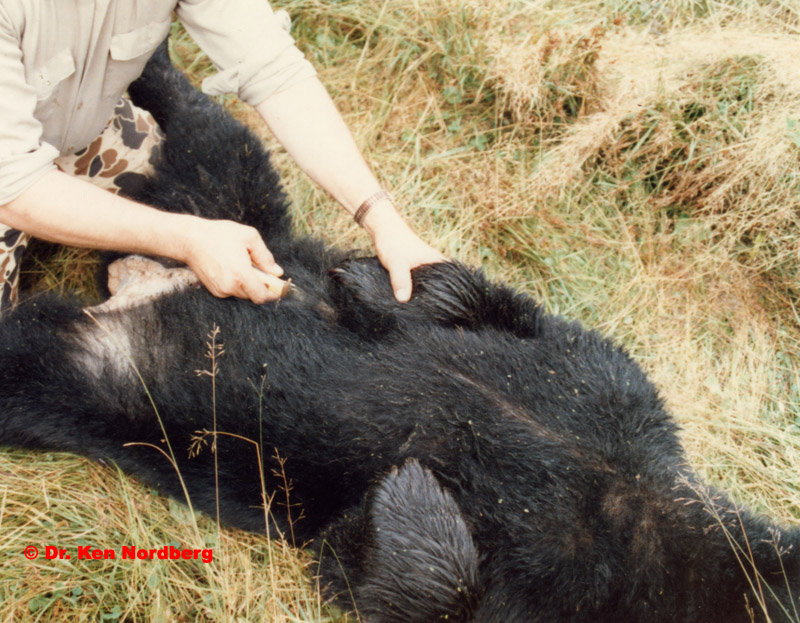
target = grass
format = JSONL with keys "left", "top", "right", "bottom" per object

{"left": 7, "top": 0, "right": 800, "bottom": 620}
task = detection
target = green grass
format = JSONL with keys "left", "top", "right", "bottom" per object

{"left": 8, "top": 0, "right": 800, "bottom": 620}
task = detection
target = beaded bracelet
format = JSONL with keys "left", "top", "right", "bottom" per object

{"left": 354, "top": 189, "right": 393, "bottom": 227}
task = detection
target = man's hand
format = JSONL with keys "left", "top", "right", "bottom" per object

{"left": 361, "top": 200, "right": 447, "bottom": 303}
{"left": 179, "top": 217, "right": 287, "bottom": 304}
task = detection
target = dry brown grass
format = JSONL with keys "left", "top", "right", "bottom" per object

{"left": 8, "top": 0, "right": 800, "bottom": 619}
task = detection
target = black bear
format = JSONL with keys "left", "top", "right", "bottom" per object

{"left": 0, "top": 46, "right": 797, "bottom": 623}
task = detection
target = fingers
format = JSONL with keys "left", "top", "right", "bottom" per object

{"left": 386, "top": 252, "right": 447, "bottom": 302}
{"left": 211, "top": 267, "right": 290, "bottom": 304}
{"left": 238, "top": 271, "right": 277, "bottom": 305}
{"left": 379, "top": 237, "right": 448, "bottom": 303}
{"left": 183, "top": 219, "right": 289, "bottom": 305}
{"left": 251, "top": 264, "right": 292, "bottom": 298}
{"left": 221, "top": 256, "right": 291, "bottom": 304}
{"left": 199, "top": 269, "right": 268, "bottom": 304}
{"left": 247, "top": 230, "right": 284, "bottom": 278}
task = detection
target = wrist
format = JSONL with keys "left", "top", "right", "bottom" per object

{"left": 360, "top": 197, "right": 407, "bottom": 239}
{"left": 161, "top": 213, "right": 206, "bottom": 266}
{"left": 353, "top": 189, "right": 392, "bottom": 226}
{"left": 352, "top": 189, "right": 409, "bottom": 238}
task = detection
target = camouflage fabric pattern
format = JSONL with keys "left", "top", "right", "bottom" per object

{"left": 0, "top": 97, "right": 164, "bottom": 314}
{"left": 54, "top": 97, "right": 165, "bottom": 195}
{"left": 0, "top": 228, "right": 30, "bottom": 311}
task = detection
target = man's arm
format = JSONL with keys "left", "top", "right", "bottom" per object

{"left": 179, "top": 0, "right": 446, "bottom": 301}
{"left": 255, "top": 77, "right": 446, "bottom": 302}
{"left": 0, "top": 169, "right": 285, "bottom": 303}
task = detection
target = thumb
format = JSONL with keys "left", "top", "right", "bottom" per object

{"left": 388, "top": 262, "right": 413, "bottom": 303}
{"left": 248, "top": 237, "right": 283, "bottom": 277}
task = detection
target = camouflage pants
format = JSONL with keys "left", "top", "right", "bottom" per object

{"left": 0, "top": 97, "right": 165, "bottom": 313}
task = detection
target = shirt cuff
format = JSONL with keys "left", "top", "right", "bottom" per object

{"left": 200, "top": 10, "right": 317, "bottom": 106}
{"left": 0, "top": 143, "right": 58, "bottom": 206}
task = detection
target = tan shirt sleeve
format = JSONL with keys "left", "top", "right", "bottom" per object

{"left": 176, "top": 0, "right": 317, "bottom": 107}
{"left": 0, "top": 5, "right": 57, "bottom": 205}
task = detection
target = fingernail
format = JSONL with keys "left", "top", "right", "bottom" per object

{"left": 274, "top": 264, "right": 284, "bottom": 276}
{"left": 396, "top": 288, "right": 411, "bottom": 302}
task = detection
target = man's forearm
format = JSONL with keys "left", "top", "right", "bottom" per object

{"left": 255, "top": 75, "right": 420, "bottom": 250}
{"left": 255, "top": 77, "right": 387, "bottom": 215}
{"left": 0, "top": 169, "right": 195, "bottom": 261}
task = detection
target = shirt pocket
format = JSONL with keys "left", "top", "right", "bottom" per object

{"left": 30, "top": 48, "right": 76, "bottom": 101}
{"left": 30, "top": 48, "right": 76, "bottom": 125}
{"left": 102, "top": 18, "right": 172, "bottom": 99}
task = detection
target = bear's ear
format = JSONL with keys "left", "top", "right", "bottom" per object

{"left": 410, "top": 262, "right": 542, "bottom": 338}
{"left": 328, "top": 259, "right": 401, "bottom": 337}
{"left": 357, "top": 459, "right": 482, "bottom": 623}
{"left": 329, "top": 258, "right": 542, "bottom": 339}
